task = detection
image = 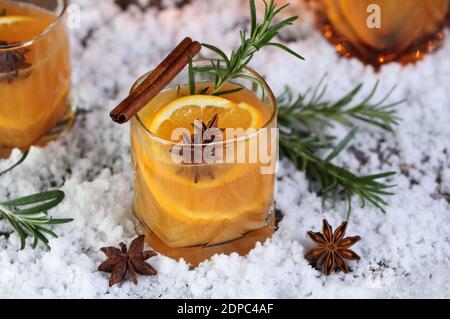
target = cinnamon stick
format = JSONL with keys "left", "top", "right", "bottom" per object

{"left": 110, "top": 39, "right": 202, "bottom": 124}
{"left": 110, "top": 37, "right": 193, "bottom": 121}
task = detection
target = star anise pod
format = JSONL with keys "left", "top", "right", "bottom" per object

{"left": 181, "top": 113, "right": 224, "bottom": 162}
{"left": 98, "top": 235, "right": 157, "bottom": 287}
{"left": 172, "top": 113, "right": 225, "bottom": 183}
{"left": 305, "top": 219, "right": 361, "bottom": 276}
{"left": 0, "top": 40, "right": 32, "bottom": 83}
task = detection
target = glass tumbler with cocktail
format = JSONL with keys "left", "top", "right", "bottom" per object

{"left": 0, "top": 0, "right": 72, "bottom": 158}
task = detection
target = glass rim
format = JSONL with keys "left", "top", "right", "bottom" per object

{"left": 0, "top": 0, "right": 68, "bottom": 50}
{"left": 132, "top": 59, "right": 278, "bottom": 147}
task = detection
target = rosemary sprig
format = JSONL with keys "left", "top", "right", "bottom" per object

{"left": 0, "top": 190, "right": 73, "bottom": 250}
{"left": 278, "top": 76, "right": 402, "bottom": 137}
{"left": 278, "top": 80, "right": 402, "bottom": 216}
{"left": 195, "top": 0, "right": 304, "bottom": 93}
{"left": 0, "top": 150, "right": 29, "bottom": 177}
{"left": 280, "top": 130, "right": 396, "bottom": 216}
{"left": 1, "top": 151, "right": 72, "bottom": 249}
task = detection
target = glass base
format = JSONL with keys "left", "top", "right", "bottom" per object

{"left": 321, "top": 21, "right": 446, "bottom": 69}
{"left": 0, "top": 106, "right": 75, "bottom": 159}
{"left": 135, "top": 209, "right": 276, "bottom": 267}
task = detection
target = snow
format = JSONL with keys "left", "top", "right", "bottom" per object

{"left": 1, "top": 0, "right": 449, "bottom": 298}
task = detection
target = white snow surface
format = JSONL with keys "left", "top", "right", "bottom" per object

{"left": 1, "top": 0, "right": 449, "bottom": 298}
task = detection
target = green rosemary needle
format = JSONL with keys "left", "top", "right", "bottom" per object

{"left": 0, "top": 150, "right": 29, "bottom": 177}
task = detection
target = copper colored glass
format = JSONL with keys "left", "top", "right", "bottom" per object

{"left": 318, "top": 0, "right": 449, "bottom": 67}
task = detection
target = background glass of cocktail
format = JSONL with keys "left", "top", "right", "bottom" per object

{"left": 317, "top": 0, "right": 449, "bottom": 67}
{"left": 130, "top": 60, "right": 277, "bottom": 266}
{"left": 0, "top": 0, "right": 72, "bottom": 157}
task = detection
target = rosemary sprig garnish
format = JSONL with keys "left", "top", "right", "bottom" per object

{"left": 0, "top": 191, "right": 73, "bottom": 250}
{"left": 195, "top": 0, "right": 304, "bottom": 93}
{"left": 278, "top": 80, "right": 402, "bottom": 216}
{"left": 0, "top": 150, "right": 29, "bottom": 177}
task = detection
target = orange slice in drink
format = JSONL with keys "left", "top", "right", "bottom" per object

{"left": 148, "top": 95, "right": 264, "bottom": 141}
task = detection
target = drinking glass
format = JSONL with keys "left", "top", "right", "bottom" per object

{"left": 0, "top": 0, "right": 72, "bottom": 157}
{"left": 130, "top": 60, "right": 277, "bottom": 266}
{"left": 318, "top": 0, "right": 449, "bottom": 67}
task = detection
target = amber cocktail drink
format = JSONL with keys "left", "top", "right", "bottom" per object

{"left": 319, "top": 0, "right": 449, "bottom": 66}
{"left": 0, "top": 0, "right": 71, "bottom": 156}
{"left": 131, "top": 62, "right": 277, "bottom": 265}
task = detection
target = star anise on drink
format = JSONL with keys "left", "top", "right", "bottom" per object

{"left": 0, "top": 40, "right": 32, "bottom": 83}
{"left": 304, "top": 219, "right": 361, "bottom": 276}
{"left": 172, "top": 113, "right": 225, "bottom": 183}
{"left": 98, "top": 235, "right": 157, "bottom": 287}
{"left": 182, "top": 113, "right": 224, "bottom": 161}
